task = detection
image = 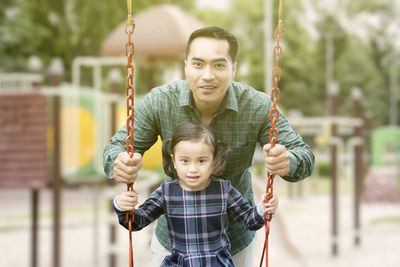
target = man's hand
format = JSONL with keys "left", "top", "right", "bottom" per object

{"left": 263, "top": 144, "right": 290, "bottom": 177}
{"left": 113, "top": 152, "right": 143, "bottom": 184}
{"left": 116, "top": 190, "right": 138, "bottom": 211}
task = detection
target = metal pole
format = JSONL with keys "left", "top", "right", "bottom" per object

{"left": 329, "top": 82, "right": 339, "bottom": 256}
{"left": 52, "top": 83, "right": 61, "bottom": 267}
{"left": 326, "top": 33, "right": 334, "bottom": 114}
{"left": 28, "top": 56, "right": 42, "bottom": 267}
{"left": 93, "top": 186, "right": 100, "bottom": 267}
{"left": 31, "top": 189, "right": 39, "bottom": 267}
{"left": 49, "top": 58, "right": 64, "bottom": 267}
{"left": 326, "top": 28, "right": 337, "bottom": 256}
{"left": 390, "top": 65, "right": 398, "bottom": 126}
{"left": 108, "top": 68, "right": 121, "bottom": 267}
{"left": 352, "top": 87, "right": 363, "bottom": 246}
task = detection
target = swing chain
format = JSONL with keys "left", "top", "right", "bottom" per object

{"left": 265, "top": 0, "right": 285, "bottom": 222}
{"left": 125, "top": 0, "right": 135, "bottom": 266}
{"left": 125, "top": 18, "right": 135, "bottom": 161}
{"left": 260, "top": 1, "right": 285, "bottom": 267}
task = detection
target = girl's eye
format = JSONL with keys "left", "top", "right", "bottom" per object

{"left": 182, "top": 159, "right": 188, "bottom": 163}
{"left": 216, "top": 63, "right": 225, "bottom": 69}
{"left": 199, "top": 159, "right": 206, "bottom": 164}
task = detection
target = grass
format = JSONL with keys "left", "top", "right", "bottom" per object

{"left": 371, "top": 216, "right": 400, "bottom": 225}
{"left": 0, "top": 202, "right": 111, "bottom": 232}
{"left": 251, "top": 163, "right": 353, "bottom": 196}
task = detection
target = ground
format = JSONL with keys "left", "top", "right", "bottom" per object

{"left": 1, "top": 172, "right": 399, "bottom": 267}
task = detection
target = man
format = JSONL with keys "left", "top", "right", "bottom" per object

{"left": 103, "top": 26, "right": 314, "bottom": 267}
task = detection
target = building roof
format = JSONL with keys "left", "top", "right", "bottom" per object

{"left": 101, "top": 5, "right": 206, "bottom": 63}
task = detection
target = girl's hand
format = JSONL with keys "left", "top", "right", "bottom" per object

{"left": 116, "top": 190, "right": 138, "bottom": 211}
{"left": 261, "top": 193, "right": 279, "bottom": 215}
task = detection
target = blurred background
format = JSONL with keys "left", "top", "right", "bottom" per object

{"left": 0, "top": 0, "right": 399, "bottom": 267}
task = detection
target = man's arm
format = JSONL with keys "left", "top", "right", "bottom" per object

{"left": 259, "top": 106, "right": 315, "bottom": 182}
{"left": 103, "top": 93, "right": 159, "bottom": 183}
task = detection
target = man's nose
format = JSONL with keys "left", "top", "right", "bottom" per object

{"left": 202, "top": 66, "right": 215, "bottom": 80}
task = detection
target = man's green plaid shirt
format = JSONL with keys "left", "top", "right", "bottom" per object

{"left": 103, "top": 80, "right": 314, "bottom": 255}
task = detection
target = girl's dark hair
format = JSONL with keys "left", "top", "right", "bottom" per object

{"left": 162, "top": 122, "right": 229, "bottom": 179}
{"left": 186, "top": 26, "right": 239, "bottom": 62}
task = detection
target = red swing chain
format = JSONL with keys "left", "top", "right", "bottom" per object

{"left": 125, "top": 0, "right": 135, "bottom": 266}
{"left": 259, "top": 1, "right": 285, "bottom": 267}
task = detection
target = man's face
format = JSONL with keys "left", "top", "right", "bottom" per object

{"left": 185, "top": 37, "right": 237, "bottom": 109}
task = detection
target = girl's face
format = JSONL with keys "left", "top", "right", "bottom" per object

{"left": 172, "top": 140, "right": 214, "bottom": 191}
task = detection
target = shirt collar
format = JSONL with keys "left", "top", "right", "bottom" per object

{"left": 179, "top": 81, "right": 239, "bottom": 113}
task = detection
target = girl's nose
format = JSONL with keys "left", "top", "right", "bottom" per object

{"left": 189, "top": 164, "right": 198, "bottom": 172}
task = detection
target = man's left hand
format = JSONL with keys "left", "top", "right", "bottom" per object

{"left": 263, "top": 144, "right": 290, "bottom": 177}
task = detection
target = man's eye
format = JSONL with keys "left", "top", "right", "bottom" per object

{"left": 193, "top": 62, "right": 202, "bottom": 68}
{"left": 216, "top": 63, "right": 225, "bottom": 69}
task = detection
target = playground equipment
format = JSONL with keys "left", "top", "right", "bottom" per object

{"left": 287, "top": 85, "right": 366, "bottom": 255}
{"left": 371, "top": 126, "right": 400, "bottom": 167}
{"left": 101, "top": 4, "right": 205, "bottom": 62}
{"left": 363, "top": 126, "right": 400, "bottom": 202}
{"left": 0, "top": 60, "right": 68, "bottom": 267}
{"left": 0, "top": 56, "right": 145, "bottom": 267}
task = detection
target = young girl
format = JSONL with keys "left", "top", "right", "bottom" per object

{"left": 113, "top": 122, "right": 278, "bottom": 267}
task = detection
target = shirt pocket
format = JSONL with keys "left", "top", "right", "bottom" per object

{"left": 224, "top": 143, "right": 254, "bottom": 176}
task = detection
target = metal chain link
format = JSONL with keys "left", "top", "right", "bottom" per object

{"left": 125, "top": 2, "right": 135, "bottom": 265}
{"left": 260, "top": 1, "right": 285, "bottom": 266}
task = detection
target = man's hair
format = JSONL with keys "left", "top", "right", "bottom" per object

{"left": 185, "top": 26, "right": 239, "bottom": 62}
{"left": 162, "top": 121, "right": 229, "bottom": 179}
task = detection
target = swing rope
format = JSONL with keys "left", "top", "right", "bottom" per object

{"left": 125, "top": 0, "right": 135, "bottom": 266}
{"left": 259, "top": 1, "right": 285, "bottom": 267}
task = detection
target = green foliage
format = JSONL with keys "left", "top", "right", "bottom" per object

{"left": 1, "top": 0, "right": 398, "bottom": 127}
{"left": 194, "top": 0, "right": 397, "bottom": 126}
{"left": 317, "top": 162, "right": 331, "bottom": 177}
{"left": 371, "top": 216, "right": 400, "bottom": 225}
{"left": 346, "top": 0, "right": 394, "bottom": 15}
{"left": 0, "top": 0, "right": 194, "bottom": 76}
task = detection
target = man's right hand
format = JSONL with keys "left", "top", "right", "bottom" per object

{"left": 113, "top": 152, "right": 143, "bottom": 184}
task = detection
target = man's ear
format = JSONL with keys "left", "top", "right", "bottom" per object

{"left": 231, "top": 62, "right": 237, "bottom": 79}
{"left": 184, "top": 59, "right": 188, "bottom": 78}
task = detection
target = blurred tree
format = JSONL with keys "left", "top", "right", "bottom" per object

{"left": 1, "top": 0, "right": 397, "bottom": 126}
{"left": 195, "top": 0, "right": 396, "bottom": 126}
{"left": 0, "top": 0, "right": 194, "bottom": 78}
{"left": 196, "top": 0, "right": 325, "bottom": 115}
{"left": 310, "top": 0, "right": 396, "bottom": 126}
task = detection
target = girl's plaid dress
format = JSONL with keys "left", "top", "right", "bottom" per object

{"left": 113, "top": 178, "right": 265, "bottom": 267}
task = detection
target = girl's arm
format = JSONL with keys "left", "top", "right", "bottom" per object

{"left": 227, "top": 183, "right": 277, "bottom": 231}
{"left": 113, "top": 185, "right": 165, "bottom": 231}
